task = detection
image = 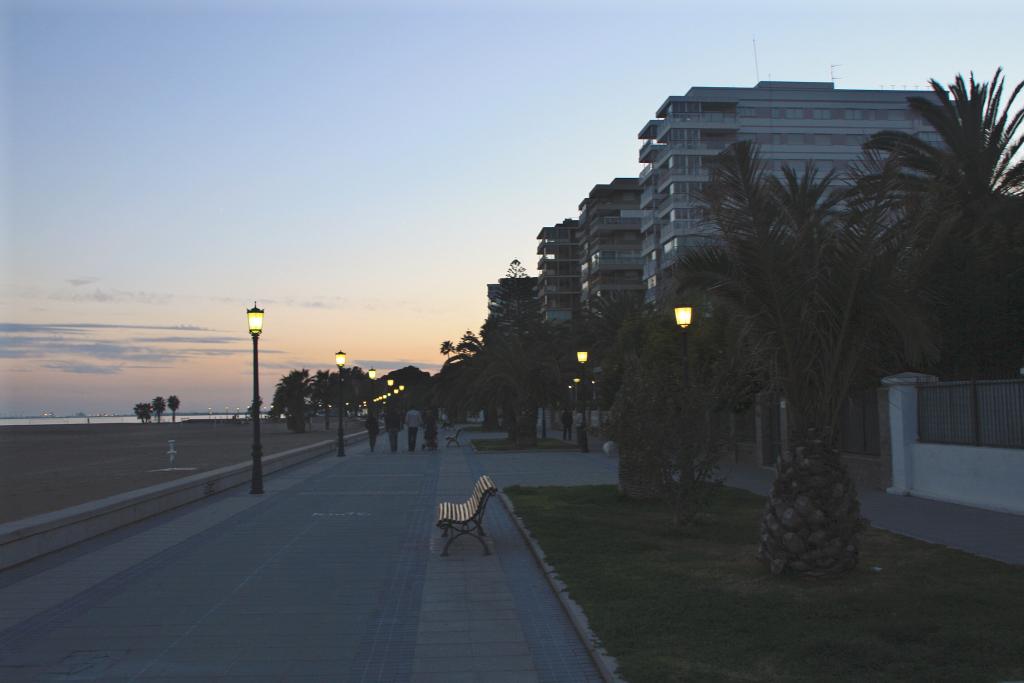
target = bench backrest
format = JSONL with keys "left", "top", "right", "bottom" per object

{"left": 467, "top": 475, "right": 497, "bottom": 519}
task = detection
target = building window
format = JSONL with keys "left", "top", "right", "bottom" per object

{"left": 845, "top": 109, "right": 866, "bottom": 120}
{"left": 738, "top": 107, "right": 756, "bottom": 117}
{"left": 811, "top": 109, "right": 830, "bottom": 120}
{"left": 646, "top": 275, "right": 657, "bottom": 289}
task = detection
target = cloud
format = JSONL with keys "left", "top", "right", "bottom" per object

{"left": 66, "top": 277, "right": 100, "bottom": 287}
{"left": 50, "top": 288, "right": 172, "bottom": 305}
{"left": 42, "top": 361, "right": 123, "bottom": 375}
{"left": 131, "top": 335, "right": 237, "bottom": 344}
{"left": 0, "top": 322, "right": 212, "bottom": 333}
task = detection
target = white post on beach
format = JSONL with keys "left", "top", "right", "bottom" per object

{"left": 167, "top": 440, "right": 176, "bottom": 468}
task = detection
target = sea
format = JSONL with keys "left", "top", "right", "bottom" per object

{"left": 0, "top": 414, "right": 249, "bottom": 427}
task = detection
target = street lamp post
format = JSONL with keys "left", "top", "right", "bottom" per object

{"left": 576, "top": 351, "right": 589, "bottom": 453}
{"left": 368, "top": 368, "right": 377, "bottom": 418}
{"left": 335, "top": 351, "right": 349, "bottom": 454}
{"left": 247, "top": 304, "right": 265, "bottom": 495}
{"left": 674, "top": 306, "right": 693, "bottom": 387}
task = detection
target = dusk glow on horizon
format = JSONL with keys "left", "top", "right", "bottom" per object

{"left": 2, "top": 0, "right": 1021, "bottom": 415}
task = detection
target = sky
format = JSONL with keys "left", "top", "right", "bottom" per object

{"left": 2, "top": 0, "right": 1022, "bottom": 416}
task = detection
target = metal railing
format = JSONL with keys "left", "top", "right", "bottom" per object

{"left": 917, "top": 379, "right": 1024, "bottom": 448}
{"left": 666, "top": 112, "right": 738, "bottom": 123}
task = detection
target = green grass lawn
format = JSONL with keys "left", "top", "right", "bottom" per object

{"left": 505, "top": 484, "right": 1024, "bottom": 683}
{"left": 471, "top": 437, "right": 574, "bottom": 451}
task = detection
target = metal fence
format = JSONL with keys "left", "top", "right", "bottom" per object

{"left": 917, "top": 379, "right": 1024, "bottom": 448}
{"left": 839, "top": 388, "right": 881, "bottom": 456}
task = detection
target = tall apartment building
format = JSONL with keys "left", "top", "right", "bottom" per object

{"left": 637, "top": 81, "right": 940, "bottom": 302}
{"left": 577, "top": 178, "right": 643, "bottom": 305}
{"left": 536, "top": 218, "right": 581, "bottom": 322}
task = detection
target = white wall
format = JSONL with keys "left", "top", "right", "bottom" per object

{"left": 885, "top": 375, "right": 1024, "bottom": 515}
{"left": 909, "top": 443, "right": 1024, "bottom": 514}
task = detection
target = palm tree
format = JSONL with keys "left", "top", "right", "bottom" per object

{"left": 866, "top": 69, "right": 1024, "bottom": 377}
{"left": 469, "top": 334, "right": 561, "bottom": 447}
{"left": 151, "top": 396, "right": 166, "bottom": 423}
{"left": 133, "top": 402, "right": 152, "bottom": 423}
{"left": 270, "top": 370, "right": 311, "bottom": 433}
{"left": 440, "top": 340, "right": 455, "bottom": 360}
{"left": 309, "top": 370, "right": 332, "bottom": 430}
{"left": 676, "top": 142, "right": 934, "bottom": 576}
{"left": 167, "top": 395, "right": 180, "bottom": 422}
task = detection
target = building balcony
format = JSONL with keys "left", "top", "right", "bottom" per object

{"left": 590, "top": 255, "right": 643, "bottom": 273}
{"left": 587, "top": 215, "right": 642, "bottom": 231}
{"left": 656, "top": 169, "right": 708, "bottom": 192}
{"left": 640, "top": 185, "right": 667, "bottom": 209}
{"left": 666, "top": 111, "right": 738, "bottom": 126}
{"left": 591, "top": 278, "right": 644, "bottom": 293}
{"left": 638, "top": 119, "right": 661, "bottom": 140}
{"left": 656, "top": 194, "right": 700, "bottom": 217}
{"left": 639, "top": 140, "right": 664, "bottom": 163}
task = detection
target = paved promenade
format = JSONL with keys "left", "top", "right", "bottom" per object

{"left": 3, "top": 430, "right": 1017, "bottom": 681}
{"left": 0, "top": 432, "right": 614, "bottom": 682}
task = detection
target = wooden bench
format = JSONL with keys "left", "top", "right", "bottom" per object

{"left": 445, "top": 428, "right": 463, "bottom": 448}
{"left": 437, "top": 475, "right": 497, "bottom": 556}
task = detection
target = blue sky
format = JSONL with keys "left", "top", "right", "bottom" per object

{"left": 2, "top": 0, "right": 1022, "bottom": 415}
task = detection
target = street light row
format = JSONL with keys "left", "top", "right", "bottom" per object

{"left": 244, "top": 302, "right": 693, "bottom": 492}
{"left": 245, "top": 303, "right": 413, "bottom": 493}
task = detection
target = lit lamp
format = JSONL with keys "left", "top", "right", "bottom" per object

{"left": 674, "top": 306, "right": 692, "bottom": 329}
{"left": 368, "top": 368, "right": 377, "bottom": 380}
{"left": 399, "top": 385, "right": 405, "bottom": 392}
{"left": 387, "top": 378, "right": 394, "bottom": 388}
{"left": 674, "top": 306, "right": 693, "bottom": 386}
{"left": 335, "top": 350, "right": 347, "bottom": 457}
{"left": 246, "top": 303, "right": 265, "bottom": 494}
{"left": 577, "top": 350, "right": 588, "bottom": 364}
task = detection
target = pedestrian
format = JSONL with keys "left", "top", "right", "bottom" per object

{"left": 575, "top": 410, "right": 589, "bottom": 452}
{"left": 423, "top": 409, "right": 438, "bottom": 450}
{"left": 405, "top": 406, "right": 422, "bottom": 451}
{"left": 365, "top": 412, "right": 380, "bottom": 452}
{"left": 561, "top": 408, "right": 572, "bottom": 441}
{"left": 384, "top": 409, "right": 402, "bottom": 453}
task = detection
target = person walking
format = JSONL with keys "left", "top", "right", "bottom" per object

{"left": 423, "top": 408, "right": 438, "bottom": 451}
{"left": 561, "top": 408, "right": 573, "bottom": 441}
{"left": 365, "top": 412, "right": 380, "bottom": 453}
{"left": 384, "top": 409, "right": 402, "bottom": 453}
{"left": 405, "top": 406, "right": 422, "bottom": 452}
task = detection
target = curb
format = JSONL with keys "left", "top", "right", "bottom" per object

{"left": 0, "top": 430, "right": 367, "bottom": 571}
{"left": 498, "top": 491, "right": 624, "bottom": 683}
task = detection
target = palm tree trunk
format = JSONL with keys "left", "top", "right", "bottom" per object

{"left": 759, "top": 433, "right": 862, "bottom": 576}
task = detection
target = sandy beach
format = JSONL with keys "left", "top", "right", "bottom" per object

{"left": 0, "top": 419, "right": 362, "bottom": 524}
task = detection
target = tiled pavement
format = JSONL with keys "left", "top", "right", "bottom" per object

{"left": 0, "top": 430, "right": 613, "bottom": 682}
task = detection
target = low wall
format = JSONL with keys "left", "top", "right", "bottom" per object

{"left": 906, "top": 442, "right": 1024, "bottom": 515}
{"left": 885, "top": 375, "right": 1024, "bottom": 515}
{"left": 0, "top": 431, "right": 366, "bottom": 571}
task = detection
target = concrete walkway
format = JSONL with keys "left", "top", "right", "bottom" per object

{"left": 0, "top": 431, "right": 613, "bottom": 682}
{"left": 719, "top": 461, "right": 1024, "bottom": 565}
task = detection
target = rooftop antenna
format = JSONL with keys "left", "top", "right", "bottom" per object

{"left": 830, "top": 64, "right": 842, "bottom": 85}
{"left": 752, "top": 37, "right": 760, "bottom": 82}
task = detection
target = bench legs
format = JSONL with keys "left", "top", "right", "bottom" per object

{"left": 439, "top": 521, "right": 490, "bottom": 557}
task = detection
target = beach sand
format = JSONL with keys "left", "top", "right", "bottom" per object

{"left": 0, "top": 419, "right": 360, "bottom": 524}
